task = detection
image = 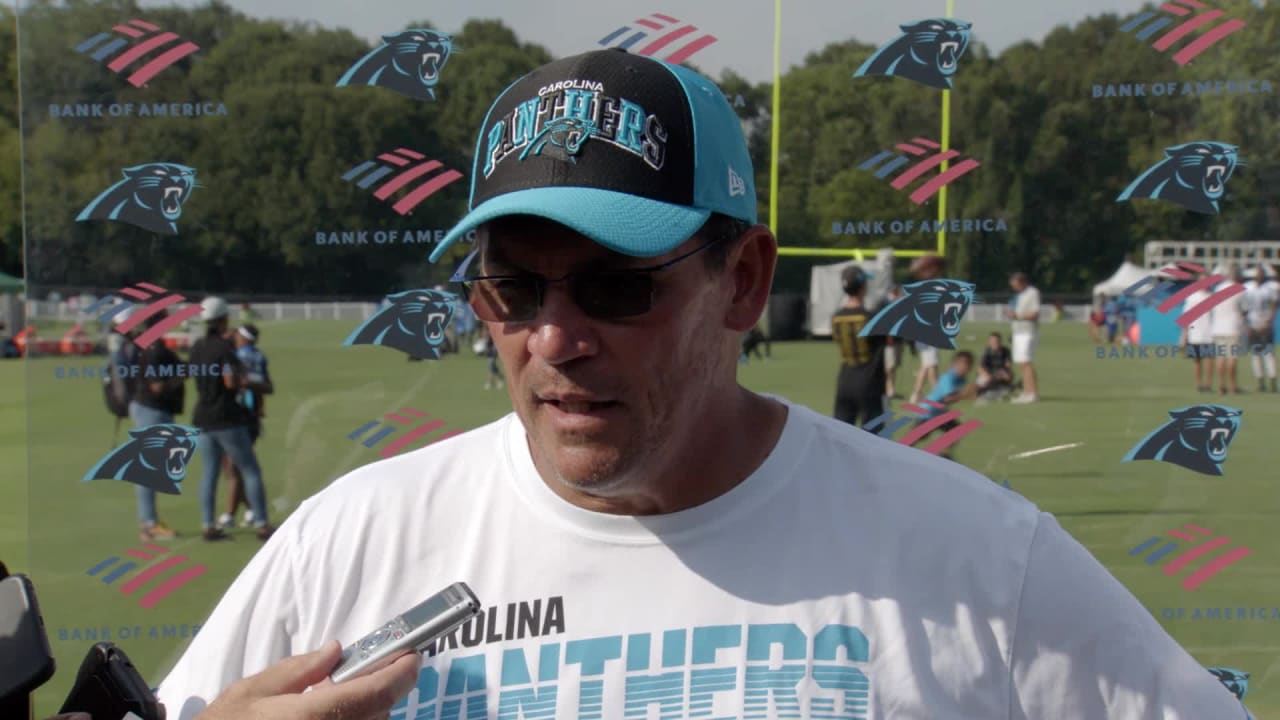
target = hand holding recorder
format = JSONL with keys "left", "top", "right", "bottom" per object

{"left": 195, "top": 582, "right": 481, "bottom": 720}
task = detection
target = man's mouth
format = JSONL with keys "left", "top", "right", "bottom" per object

{"left": 1209, "top": 427, "right": 1230, "bottom": 458}
{"left": 163, "top": 186, "right": 183, "bottom": 217}
{"left": 167, "top": 446, "right": 189, "bottom": 477}
{"left": 538, "top": 396, "right": 619, "bottom": 415}
{"left": 1205, "top": 165, "right": 1226, "bottom": 195}
{"left": 422, "top": 51, "right": 441, "bottom": 81}
{"left": 940, "top": 41, "right": 959, "bottom": 70}
{"left": 942, "top": 302, "right": 963, "bottom": 331}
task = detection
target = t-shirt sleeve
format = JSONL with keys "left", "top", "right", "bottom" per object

{"left": 156, "top": 521, "right": 301, "bottom": 720}
{"left": 1010, "top": 513, "right": 1252, "bottom": 719}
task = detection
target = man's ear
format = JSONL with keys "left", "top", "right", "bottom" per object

{"left": 723, "top": 224, "right": 777, "bottom": 332}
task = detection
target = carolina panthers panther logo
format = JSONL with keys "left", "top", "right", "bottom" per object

{"left": 859, "top": 279, "right": 975, "bottom": 349}
{"left": 1207, "top": 667, "right": 1250, "bottom": 701}
{"left": 76, "top": 163, "right": 198, "bottom": 236}
{"left": 520, "top": 117, "right": 598, "bottom": 164}
{"left": 336, "top": 29, "right": 456, "bottom": 101}
{"left": 1123, "top": 405, "right": 1242, "bottom": 476}
{"left": 344, "top": 289, "right": 458, "bottom": 359}
{"left": 854, "top": 19, "right": 973, "bottom": 89}
{"left": 82, "top": 423, "right": 199, "bottom": 494}
{"left": 1118, "top": 141, "right": 1244, "bottom": 215}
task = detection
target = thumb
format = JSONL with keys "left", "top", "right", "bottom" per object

{"left": 240, "top": 640, "right": 343, "bottom": 696}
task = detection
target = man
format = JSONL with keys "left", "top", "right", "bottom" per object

{"left": 906, "top": 254, "right": 944, "bottom": 403}
{"left": 119, "top": 308, "right": 184, "bottom": 541}
{"left": 977, "top": 332, "right": 1015, "bottom": 401}
{"left": 1181, "top": 270, "right": 1217, "bottom": 393}
{"left": 157, "top": 49, "right": 1249, "bottom": 720}
{"left": 1007, "top": 271, "right": 1041, "bottom": 403}
{"left": 1241, "top": 265, "right": 1278, "bottom": 392}
{"left": 912, "top": 350, "right": 979, "bottom": 459}
{"left": 189, "top": 297, "right": 273, "bottom": 541}
{"left": 218, "top": 324, "right": 273, "bottom": 530}
{"left": 881, "top": 285, "right": 904, "bottom": 398}
{"left": 830, "top": 265, "right": 886, "bottom": 428}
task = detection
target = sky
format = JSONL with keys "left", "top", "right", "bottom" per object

{"left": 142, "top": 0, "right": 1144, "bottom": 83}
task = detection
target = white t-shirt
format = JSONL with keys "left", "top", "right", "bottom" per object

{"left": 156, "top": 400, "right": 1249, "bottom": 720}
{"left": 1183, "top": 289, "right": 1215, "bottom": 344}
{"left": 1011, "top": 286, "right": 1040, "bottom": 336}
{"left": 1241, "top": 280, "right": 1279, "bottom": 331}
{"left": 1210, "top": 284, "right": 1244, "bottom": 338}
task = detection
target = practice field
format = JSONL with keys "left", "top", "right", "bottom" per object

{"left": 3, "top": 318, "right": 1277, "bottom": 716}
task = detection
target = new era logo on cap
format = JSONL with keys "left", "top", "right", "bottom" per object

{"left": 728, "top": 167, "right": 745, "bottom": 197}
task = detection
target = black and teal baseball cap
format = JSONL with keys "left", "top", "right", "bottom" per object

{"left": 428, "top": 48, "right": 756, "bottom": 263}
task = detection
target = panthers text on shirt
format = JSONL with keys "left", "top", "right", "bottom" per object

{"left": 396, "top": 610, "right": 872, "bottom": 720}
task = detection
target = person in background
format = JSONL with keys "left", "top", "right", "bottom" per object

{"left": 1210, "top": 265, "right": 1246, "bottom": 396}
{"left": 1007, "top": 271, "right": 1041, "bottom": 403}
{"left": 740, "top": 324, "right": 767, "bottom": 363}
{"left": 976, "top": 332, "right": 1015, "bottom": 402}
{"left": 1088, "top": 297, "right": 1106, "bottom": 344}
{"left": 913, "top": 350, "right": 979, "bottom": 460}
{"left": 882, "top": 285, "right": 904, "bottom": 398}
{"left": 479, "top": 324, "right": 504, "bottom": 390}
{"left": 190, "top": 297, "right": 273, "bottom": 541}
{"left": 907, "top": 254, "right": 944, "bottom": 403}
{"left": 1051, "top": 300, "right": 1064, "bottom": 322}
{"left": 129, "top": 310, "right": 185, "bottom": 541}
{"left": 240, "top": 302, "right": 259, "bottom": 323}
{"left": 830, "top": 265, "right": 886, "bottom": 428}
{"left": 1117, "top": 294, "right": 1138, "bottom": 345}
{"left": 218, "top": 324, "right": 273, "bottom": 530}
{"left": 1181, "top": 269, "right": 1217, "bottom": 394}
{"left": 1241, "top": 264, "right": 1278, "bottom": 393}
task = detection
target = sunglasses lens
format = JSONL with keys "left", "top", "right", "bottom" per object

{"left": 465, "top": 278, "right": 538, "bottom": 322}
{"left": 575, "top": 274, "right": 654, "bottom": 319}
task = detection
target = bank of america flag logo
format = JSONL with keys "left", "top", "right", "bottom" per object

{"left": 343, "top": 148, "right": 463, "bottom": 216}
{"left": 865, "top": 400, "right": 982, "bottom": 455}
{"left": 85, "top": 282, "right": 201, "bottom": 348}
{"left": 1129, "top": 524, "right": 1251, "bottom": 591}
{"left": 85, "top": 542, "right": 207, "bottom": 609}
{"left": 347, "top": 407, "right": 464, "bottom": 459}
{"left": 1119, "top": 0, "right": 1246, "bottom": 66}
{"left": 597, "top": 13, "right": 718, "bottom": 64}
{"left": 74, "top": 20, "right": 200, "bottom": 87}
{"left": 1121, "top": 262, "right": 1244, "bottom": 329}
{"left": 858, "top": 138, "right": 981, "bottom": 205}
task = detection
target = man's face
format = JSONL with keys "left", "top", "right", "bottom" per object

{"left": 987, "top": 335, "right": 1000, "bottom": 350}
{"left": 478, "top": 218, "right": 738, "bottom": 496}
{"left": 1010, "top": 276, "right": 1025, "bottom": 292}
{"left": 955, "top": 356, "right": 972, "bottom": 376}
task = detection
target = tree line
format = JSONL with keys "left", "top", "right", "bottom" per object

{"left": 1, "top": 0, "right": 1275, "bottom": 297}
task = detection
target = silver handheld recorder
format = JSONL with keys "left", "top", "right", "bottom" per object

{"left": 329, "top": 582, "right": 481, "bottom": 683}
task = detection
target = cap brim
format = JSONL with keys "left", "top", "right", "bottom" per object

{"left": 428, "top": 187, "right": 710, "bottom": 263}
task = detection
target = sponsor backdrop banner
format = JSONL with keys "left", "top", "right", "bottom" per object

{"left": 13, "top": 0, "right": 1276, "bottom": 715}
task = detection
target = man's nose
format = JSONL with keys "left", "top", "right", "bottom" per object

{"left": 526, "top": 282, "right": 600, "bottom": 365}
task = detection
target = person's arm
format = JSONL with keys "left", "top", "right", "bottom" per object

{"left": 1009, "top": 514, "right": 1253, "bottom": 719}
{"left": 943, "top": 383, "right": 979, "bottom": 403}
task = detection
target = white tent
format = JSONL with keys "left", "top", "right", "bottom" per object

{"left": 808, "top": 249, "right": 894, "bottom": 337}
{"left": 1092, "top": 261, "right": 1150, "bottom": 299}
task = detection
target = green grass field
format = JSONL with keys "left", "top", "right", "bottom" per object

{"left": 3, "top": 319, "right": 1277, "bottom": 716}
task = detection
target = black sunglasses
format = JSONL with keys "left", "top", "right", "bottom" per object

{"left": 449, "top": 237, "right": 722, "bottom": 322}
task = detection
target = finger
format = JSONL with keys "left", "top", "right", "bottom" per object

{"left": 238, "top": 640, "right": 343, "bottom": 696}
{"left": 299, "top": 651, "right": 420, "bottom": 719}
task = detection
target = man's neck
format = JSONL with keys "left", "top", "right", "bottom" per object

{"left": 534, "top": 388, "right": 789, "bottom": 516}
